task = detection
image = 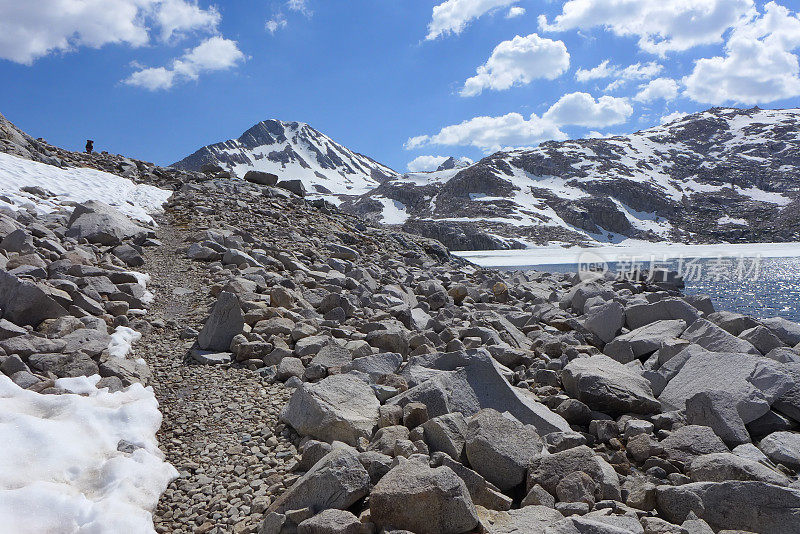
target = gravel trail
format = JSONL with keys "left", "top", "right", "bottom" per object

{"left": 139, "top": 212, "right": 295, "bottom": 534}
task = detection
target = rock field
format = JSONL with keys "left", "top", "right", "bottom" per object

{"left": 1, "top": 114, "right": 800, "bottom": 534}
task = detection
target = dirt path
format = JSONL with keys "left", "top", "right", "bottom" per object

{"left": 139, "top": 213, "right": 294, "bottom": 534}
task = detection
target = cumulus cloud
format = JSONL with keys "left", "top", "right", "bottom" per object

{"left": 575, "top": 60, "right": 614, "bottom": 82}
{"left": 461, "top": 34, "right": 570, "bottom": 96}
{"left": 426, "top": 0, "right": 519, "bottom": 40}
{"left": 660, "top": 111, "right": 689, "bottom": 124}
{"left": 124, "top": 36, "right": 245, "bottom": 90}
{"left": 634, "top": 77, "right": 680, "bottom": 102}
{"left": 684, "top": 1, "right": 800, "bottom": 104}
{"left": 506, "top": 6, "right": 526, "bottom": 18}
{"left": 543, "top": 92, "right": 633, "bottom": 128}
{"left": 576, "top": 60, "right": 662, "bottom": 83}
{"left": 0, "top": 0, "right": 222, "bottom": 65}
{"left": 405, "top": 113, "right": 567, "bottom": 153}
{"left": 407, "top": 155, "right": 450, "bottom": 172}
{"left": 407, "top": 92, "right": 632, "bottom": 152}
{"left": 539, "top": 0, "right": 756, "bottom": 55}
{"left": 155, "top": 0, "right": 220, "bottom": 42}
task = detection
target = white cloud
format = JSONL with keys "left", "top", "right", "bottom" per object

{"left": 660, "top": 111, "right": 689, "bottom": 124}
{"left": 543, "top": 92, "right": 633, "bottom": 128}
{"left": 539, "top": 0, "right": 756, "bottom": 55}
{"left": 587, "top": 130, "right": 617, "bottom": 138}
{"left": 266, "top": 13, "right": 288, "bottom": 34}
{"left": 575, "top": 60, "right": 614, "bottom": 82}
{"left": 426, "top": 0, "right": 519, "bottom": 40}
{"left": 407, "top": 155, "right": 450, "bottom": 172}
{"left": 0, "top": 0, "right": 222, "bottom": 65}
{"left": 506, "top": 6, "right": 526, "bottom": 18}
{"left": 124, "top": 36, "right": 245, "bottom": 90}
{"left": 634, "top": 77, "right": 679, "bottom": 102}
{"left": 576, "top": 60, "right": 662, "bottom": 83}
{"left": 684, "top": 1, "right": 800, "bottom": 104}
{"left": 406, "top": 112, "right": 567, "bottom": 153}
{"left": 155, "top": 0, "right": 220, "bottom": 42}
{"left": 461, "top": 34, "right": 570, "bottom": 96}
{"left": 407, "top": 91, "right": 632, "bottom": 152}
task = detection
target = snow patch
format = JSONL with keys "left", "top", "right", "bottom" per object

{"left": 718, "top": 215, "right": 748, "bottom": 226}
{"left": 0, "top": 374, "right": 177, "bottom": 534}
{"left": 0, "top": 152, "right": 172, "bottom": 225}
{"left": 109, "top": 327, "right": 143, "bottom": 359}
{"left": 378, "top": 197, "right": 409, "bottom": 224}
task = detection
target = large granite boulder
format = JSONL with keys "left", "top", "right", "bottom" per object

{"left": 370, "top": 458, "right": 479, "bottom": 534}
{"left": 197, "top": 291, "right": 244, "bottom": 352}
{"left": 65, "top": 200, "right": 149, "bottom": 245}
{"left": 688, "top": 452, "right": 791, "bottom": 486}
{"left": 660, "top": 425, "right": 729, "bottom": 466}
{"left": 681, "top": 319, "right": 760, "bottom": 355}
{"left": 658, "top": 350, "right": 794, "bottom": 422}
{"left": 465, "top": 409, "right": 543, "bottom": 490}
{"left": 0, "top": 271, "right": 68, "bottom": 327}
{"left": 604, "top": 319, "right": 686, "bottom": 363}
{"left": 387, "top": 350, "right": 570, "bottom": 435}
{"left": 685, "top": 390, "right": 750, "bottom": 447}
{"left": 477, "top": 505, "right": 564, "bottom": 534}
{"left": 244, "top": 170, "right": 279, "bottom": 186}
{"left": 656, "top": 481, "right": 800, "bottom": 533}
{"left": 773, "top": 363, "right": 800, "bottom": 423}
{"left": 625, "top": 298, "right": 699, "bottom": 330}
{"left": 583, "top": 301, "right": 625, "bottom": 344}
{"left": 281, "top": 373, "right": 380, "bottom": 445}
{"left": 266, "top": 444, "right": 369, "bottom": 514}
{"left": 761, "top": 316, "right": 800, "bottom": 346}
{"left": 758, "top": 431, "right": 800, "bottom": 469}
{"left": 561, "top": 355, "right": 661, "bottom": 415}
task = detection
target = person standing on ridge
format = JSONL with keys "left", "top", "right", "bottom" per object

{"left": 85, "top": 139, "right": 93, "bottom": 154}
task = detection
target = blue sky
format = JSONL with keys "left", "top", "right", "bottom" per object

{"left": 1, "top": 0, "right": 799, "bottom": 172}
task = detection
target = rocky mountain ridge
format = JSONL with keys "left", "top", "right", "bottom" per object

{"left": 346, "top": 107, "right": 800, "bottom": 249}
{"left": 168, "top": 107, "right": 800, "bottom": 251}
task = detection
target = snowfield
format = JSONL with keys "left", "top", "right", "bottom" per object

{"left": 0, "top": 152, "right": 172, "bottom": 225}
{"left": 0, "top": 375, "right": 178, "bottom": 534}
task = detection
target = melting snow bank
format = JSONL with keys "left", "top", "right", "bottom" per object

{"left": 455, "top": 241, "right": 800, "bottom": 267}
{"left": 0, "top": 151, "right": 172, "bottom": 225}
{"left": 0, "top": 375, "right": 178, "bottom": 534}
{"left": 109, "top": 326, "right": 143, "bottom": 359}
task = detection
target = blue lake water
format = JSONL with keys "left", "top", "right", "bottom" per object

{"left": 496, "top": 256, "right": 800, "bottom": 323}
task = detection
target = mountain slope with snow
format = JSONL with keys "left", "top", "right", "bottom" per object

{"left": 171, "top": 119, "right": 398, "bottom": 196}
{"left": 343, "top": 107, "right": 800, "bottom": 250}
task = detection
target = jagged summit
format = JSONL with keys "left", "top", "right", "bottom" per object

{"left": 172, "top": 119, "right": 398, "bottom": 196}
{"left": 436, "top": 156, "right": 473, "bottom": 172}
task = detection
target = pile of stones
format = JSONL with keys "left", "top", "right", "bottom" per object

{"left": 0, "top": 197, "right": 158, "bottom": 392}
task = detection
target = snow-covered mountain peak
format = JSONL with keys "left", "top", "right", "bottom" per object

{"left": 172, "top": 119, "right": 398, "bottom": 196}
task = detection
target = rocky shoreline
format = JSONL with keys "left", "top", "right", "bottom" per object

{"left": 1, "top": 115, "right": 800, "bottom": 534}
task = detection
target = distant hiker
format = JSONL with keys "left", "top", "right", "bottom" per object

{"left": 85, "top": 140, "right": 93, "bottom": 154}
